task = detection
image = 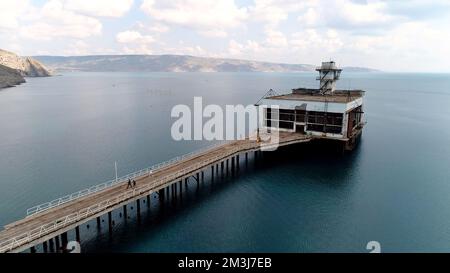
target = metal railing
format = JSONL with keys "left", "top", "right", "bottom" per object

{"left": 0, "top": 141, "right": 259, "bottom": 253}
{"left": 26, "top": 141, "right": 228, "bottom": 217}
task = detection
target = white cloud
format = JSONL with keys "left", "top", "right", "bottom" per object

{"left": 0, "top": 0, "right": 36, "bottom": 30}
{"left": 63, "top": 0, "right": 134, "bottom": 17}
{"left": 228, "top": 39, "right": 262, "bottom": 56}
{"left": 264, "top": 29, "right": 288, "bottom": 47}
{"left": 198, "top": 30, "right": 228, "bottom": 38}
{"left": 116, "top": 30, "right": 154, "bottom": 44}
{"left": 297, "top": 0, "right": 398, "bottom": 29}
{"left": 148, "top": 23, "right": 170, "bottom": 33}
{"left": 20, "top": 0, "right": 102, "bottom": 40}
{"left": 140, "top": 0, "right": 247, "bottom": 37}
{"left": 249, "top": 0, "right": 305, "bottom": 26}
{"left": 63, "top": 40, "right": 90, "bottom": 55}
{"left": 290, "top": 28, "right": 343, "bottom": 54}
{"left": 116, "top": 30, "right": 155, "bottom": 54}
{"left": 122, "top": 45, "right": 153, "bottom": 54}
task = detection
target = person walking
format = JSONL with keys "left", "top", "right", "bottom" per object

{"left": 132, "top": 179, "right": 137, "bottom": 188}
{"left": 127, "top": 179, "right": 132, "bottom": 189}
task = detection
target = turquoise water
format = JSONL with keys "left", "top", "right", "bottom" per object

{"left": 1, "top": 72, "right": 450, "bottom": 252}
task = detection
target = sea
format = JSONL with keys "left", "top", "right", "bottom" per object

{"left": 0, "top": 71, "right": 450, "bottom": 252}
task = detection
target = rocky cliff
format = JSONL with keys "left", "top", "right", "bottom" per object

{"left": 0, "top": 49, "right": 51, "bottom": 77}
{"left": 0, "top": 64, "right": 26, "bottom": 89}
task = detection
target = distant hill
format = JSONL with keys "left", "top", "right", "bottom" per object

{"left": 33, "top": 55, "right": 378, "bottom": 73}
{"left": 0, "top": 64, "right": 26, "bottom": 89}
{"left": 340, "top": 66, "right": 380, "bottom": 72}
{"left": 0, "top": 49, "right": 52, "bottom": 77}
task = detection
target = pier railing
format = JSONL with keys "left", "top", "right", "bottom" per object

{"left": 0, "top": 141, "right": 258, "bottom": 253}
{"left": 25, "top": 142, "right": 227, "bottom": 217}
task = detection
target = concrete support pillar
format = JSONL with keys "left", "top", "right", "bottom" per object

{"left": 245, "top": 152, "right": 248, "bottom": 163}
{"left": 123, "top": 205, "right": 128, "bottom": 220}
{"left": 43, "top": 241, "right": 48, "bottom": 253}
{"left": 30, "top": 246, "right": 36, "bottom": 253}
{"left": 108, "top": 211, "right": 112, "bottom": 233}
{"left": 158, "top": 189, "right": 164, "bottom": 203}
{"left": 75, "top": 226, "right": 81, "bottom": 242}
{"left": 226, "top": 159, "right": 229, "bottom": 174}
{"left": 55, "top": 236, "right": 60, "bottom": 251}
{"left": 137, "top": 199, "right": 141, "bottom": 216}
{"left": 201, "top": 171, "right": 204, "bottom": 182}
{"left": 123, "top": 205, "right": 128, "bottom": 219}
{"left": 96, "top": 217, "right": 101, "bottom": 228}
{"left": 49, "top": 239, "right": 54, "bottom": 252}
{"left": 237, "top": 154, "right": 240, "bottom": 169}
{"left": 61, "top": 232, "right": 68, "bottom": 247}
{"left": 147, "top": 195, "right": 151, "bottom": 208}
{"left": 185, "top": 178, "right": 188, "bottom": 188}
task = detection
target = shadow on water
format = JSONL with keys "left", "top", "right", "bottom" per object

{"left": 80, "top": 139, "right": 363, "bottom": 253}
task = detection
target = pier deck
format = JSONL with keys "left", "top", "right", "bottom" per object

{"left": 0, "top": 132, "right": 311, "bottom": 253}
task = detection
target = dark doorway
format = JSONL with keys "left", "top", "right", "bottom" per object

{"left": 296, "top": 124, "right": 305, "bottom": 133}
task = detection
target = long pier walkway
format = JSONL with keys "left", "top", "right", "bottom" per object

{"left": 0, "top": 132, "right": 311, "bottom": 253}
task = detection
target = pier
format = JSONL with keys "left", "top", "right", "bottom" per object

{"left": 0, "top": 132, "right": 311, "bottom": 253}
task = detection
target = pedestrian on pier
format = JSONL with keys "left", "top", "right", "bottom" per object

{"left": 132, "top": 180, "right": 137, "bottom": 188}
{"left": 127, "top": 179, "right": 132, "bottom": 189}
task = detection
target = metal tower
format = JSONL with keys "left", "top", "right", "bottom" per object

{"left": 316, "top": 61, "right": 342, "bottom": 94}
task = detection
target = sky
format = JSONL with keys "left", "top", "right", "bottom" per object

{"left": 0, "top": 0, "right": 450, "bottom": 72}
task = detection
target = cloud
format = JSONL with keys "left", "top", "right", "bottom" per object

{"left": 62, "top": 0, "right": 134, "bottom": 17}
{"left": 116, "top": 30, "right": 155, "bottom": 54}
{"left": 116, "top": 30, "right": 154, "bottom": 44}
{"left": 198, "top": 30, "right": 228, "bottom": 38}
{"left": 264, "top": 29, "right": 288, "bottom": 47}
{"left": 228, "top": 39, "right": 262, "bottom": 56}
{"left": 0, "top": 0, "right": 36, "bottom": 30}
{"left": 140, "top": 0, "right": 247, "bottom": 37}
{"left": 19, "top": 0, "right": 102, "bottom": 40}
{"left": 297, "top": 0, "right": 399, "bottom": 30}
{"left": 290, "top": 29, "right": 343, "bottom": 52}
{"left": 249, "top": 0, "right": 306, "bottom": 27}
{"left": 148, "top": 23, "right": 170, "bottom": 33}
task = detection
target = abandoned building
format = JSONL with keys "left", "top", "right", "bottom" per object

{"left": 256, "top": 61, "right": 365, "bottom": 150}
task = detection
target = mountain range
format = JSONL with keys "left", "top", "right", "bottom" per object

{"left": 0, "top": 49, "right": 378, "bottom": 89}
{"left": 33, "top": 55, "right": 379, "bottom": 73}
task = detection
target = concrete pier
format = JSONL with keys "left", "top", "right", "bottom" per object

{"left": 0, "top": 132, "right": 311, "bottom": 253}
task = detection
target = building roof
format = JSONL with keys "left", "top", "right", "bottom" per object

{"left": 266, "top": 88, "right": 365, "bottom": 103}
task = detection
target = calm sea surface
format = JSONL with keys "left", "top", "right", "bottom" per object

{"left": 1, "top": 72, "right": 450, "bottom": 252}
